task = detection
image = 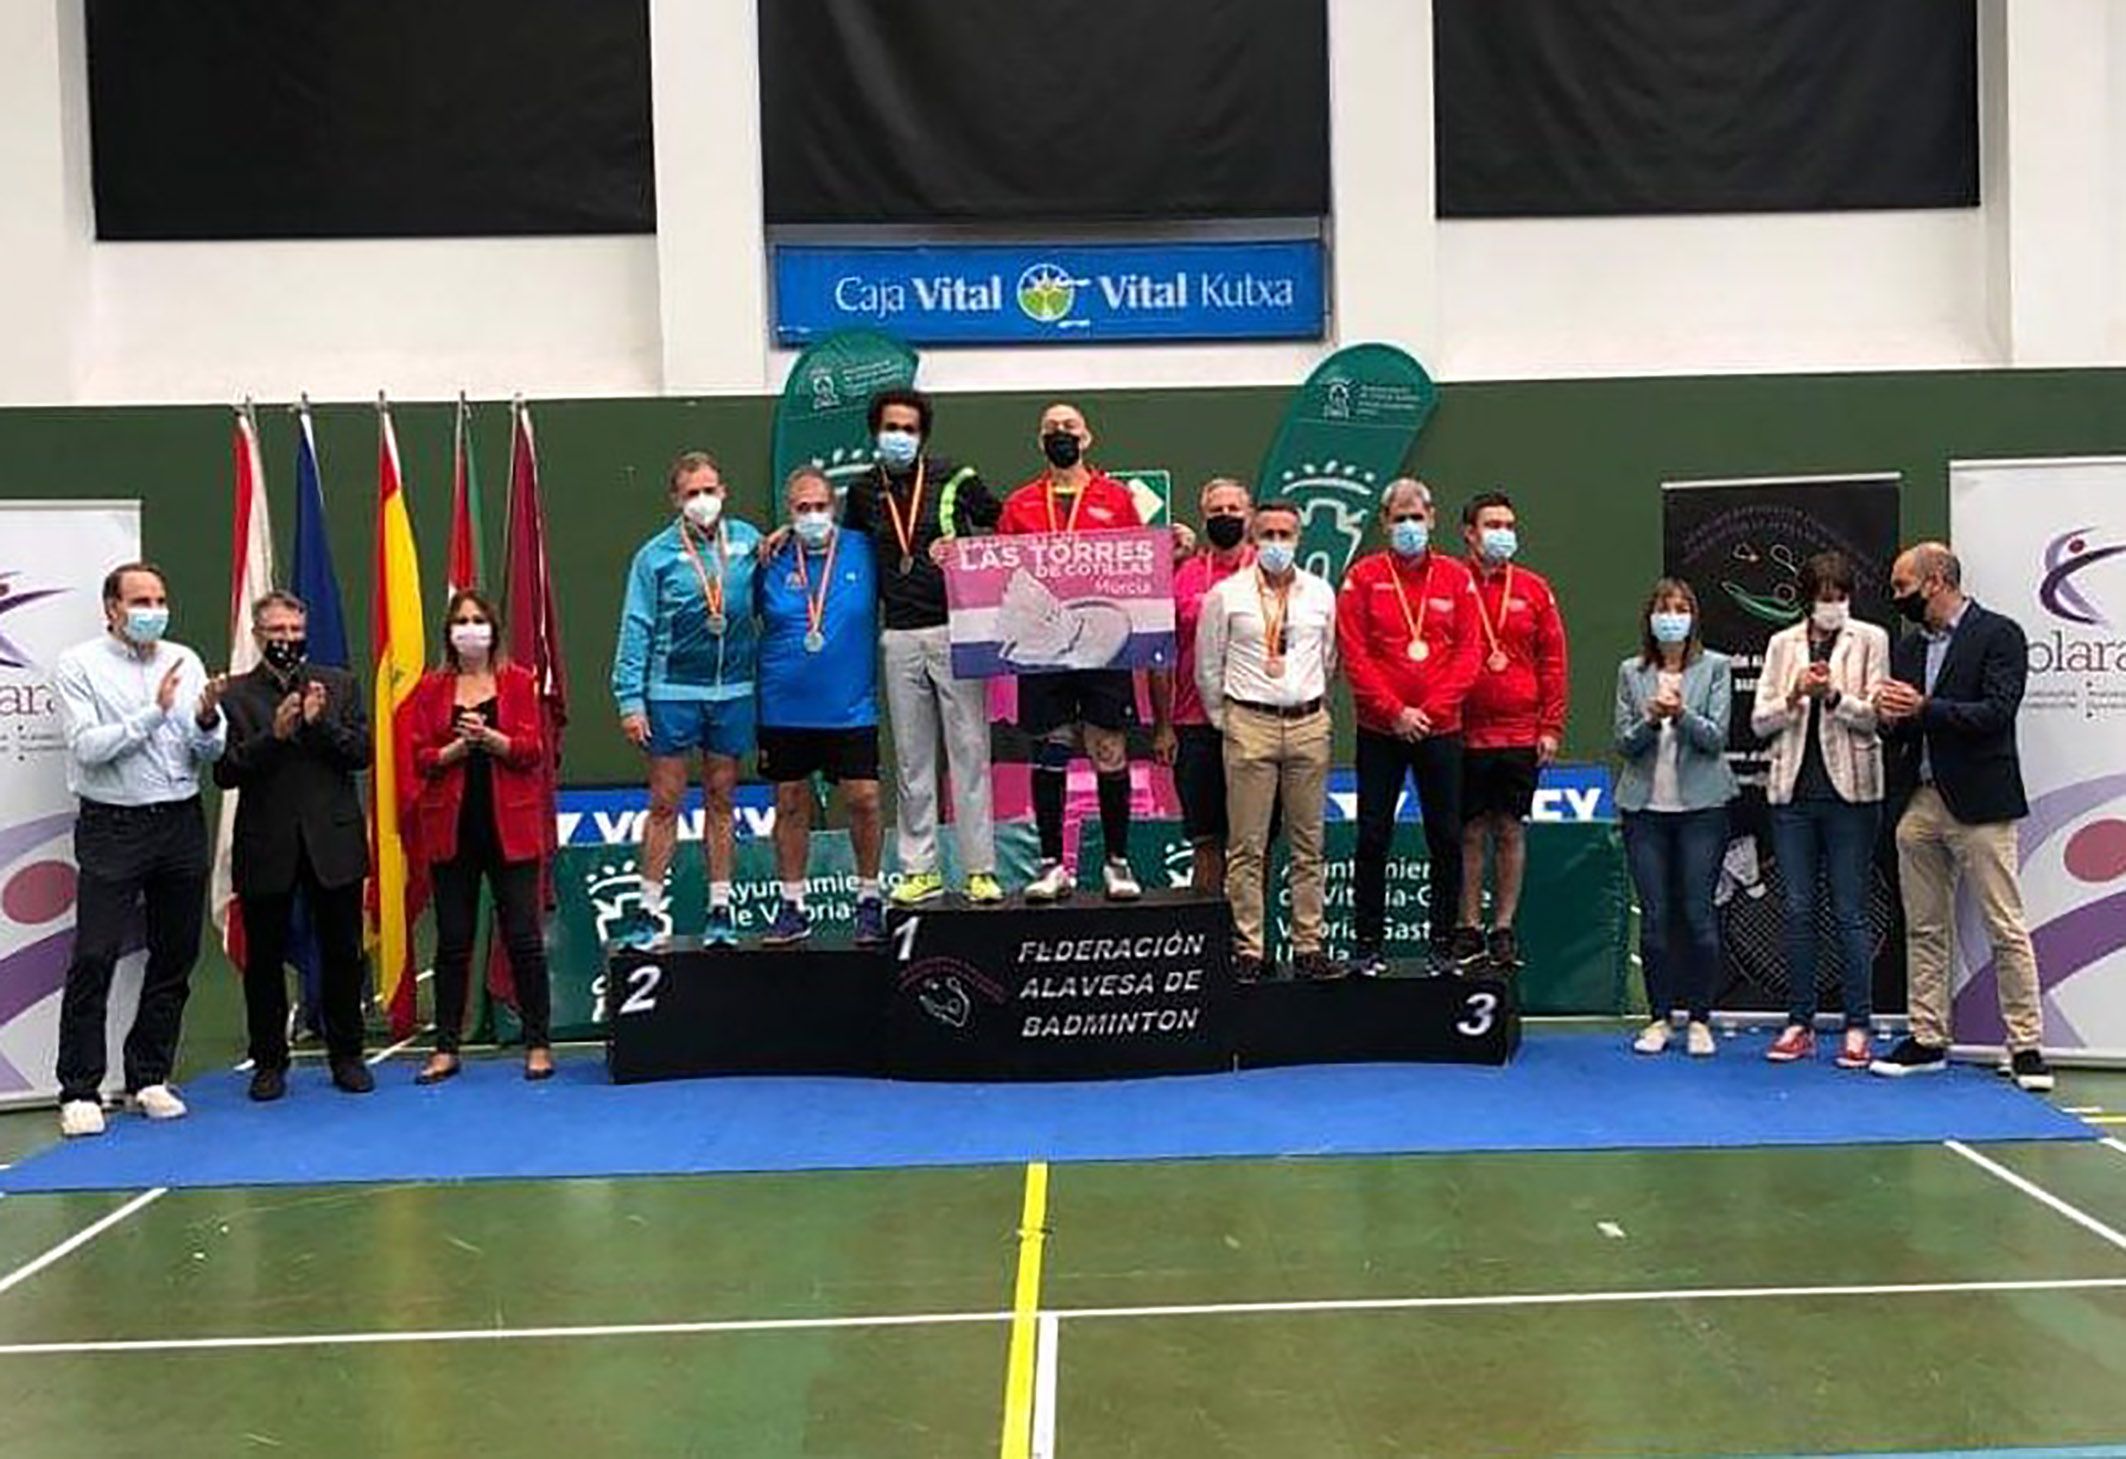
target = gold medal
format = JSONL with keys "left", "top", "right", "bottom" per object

{"left": 1407, "top": 640, "right": 1429, "bottom": 663}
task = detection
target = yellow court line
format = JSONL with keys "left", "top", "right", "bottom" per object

{"left": 2085, "top": 1115, "right": 2126, "bottom": 1126}
{"left": 999, "top": 1161, "right": 1052, "bottom": 1459}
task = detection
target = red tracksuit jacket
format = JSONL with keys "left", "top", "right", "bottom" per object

{"left": 1336, "top": 550, "right": 1483, "bottom": 736}
{"left": 1460, "top": 558, "right": 1569, "bottom": 751}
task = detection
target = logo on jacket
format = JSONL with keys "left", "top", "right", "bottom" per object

{"left": 2038, "top": 527, "right": 2126, "bottom": 627}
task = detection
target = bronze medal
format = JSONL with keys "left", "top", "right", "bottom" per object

{"left": 1488, "top": 650, "right": 1509, "bottom": 673}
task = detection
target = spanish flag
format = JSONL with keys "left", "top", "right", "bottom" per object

{"left": 367, "top": 396, "right": 427, "bottom": 1038}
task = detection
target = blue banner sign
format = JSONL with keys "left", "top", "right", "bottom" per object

{"left": 772, "top": 240, "right": 1325, "bottom": 346}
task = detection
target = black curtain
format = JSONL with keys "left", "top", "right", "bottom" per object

{"left": 1435, "top": 0, "right": 1977, "bottom": 218}
{"left": 760, "top": 0, "right": 1328, "bottom": 224}
{"left": 87, "top": 0, "right": 654, "bottom": 240}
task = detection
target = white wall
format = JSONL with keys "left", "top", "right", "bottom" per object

{"left": 2, "top": 0, "right": 2125, "bottom": 406}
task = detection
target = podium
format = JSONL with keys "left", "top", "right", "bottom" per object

{"left": 606, "top": 889, "right": 1520, "bottom": 1085}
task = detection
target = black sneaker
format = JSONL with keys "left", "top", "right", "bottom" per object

{"left": 1352, "top": 943, "right": 1390, "bottom": 978}
{"left": 1867, "top": 1036, "right": 1948, "bottom": 1078}
{"left": 1424, "top": 943, "right": 1458, "bottom": 977}
{"left": 330, "top": 1058, "right": 376, "bottom": 1095}
{"left": 1486, "top": 926, "right": 1522, "bottom": 970}
{"left": 1234, "top": 953, "right": 1266, "bottom": 984}
{"left": 1293, "top": 950, "right": 1346, "bottom": 982}
{"left": 247, "top": 1065, "right": 287, "bottom": 1103}
{"left": 2010, "top": 1048, "right": 2055, "bottom": 1093}
{"left": 1448, "top": 926, "right": 1488, "bottom": 971}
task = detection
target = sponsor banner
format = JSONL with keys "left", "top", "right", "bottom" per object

{"left": 1952, "top": 458, "right": 2126, "bottom": 1053}
{"left": 942, "top": 528, "right": 1175, "bottom": 678}
{"left": 1661, "top": 473, "right": 1907, "bottom": 1016}
{"left": 1322, "top": 764, "right": 1614, "bottom": 824}
{"left": 772, "top": 240, "right": 1325, "bottom": 346}
{"left": 0, "top": 502, "right": 144, "bottom": 1107}
{"left": 767, "top": 329, "right": 920, "bottom": 515}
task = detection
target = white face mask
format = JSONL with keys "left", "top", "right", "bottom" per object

{"left": 682, "top": 493, "right": 723, "bottom": 530}
{"left": 450, "top": 622, "right": 494, "bottom": 656}
{"left": 1811, "top": 600, "right": 1850, "bottom": 633}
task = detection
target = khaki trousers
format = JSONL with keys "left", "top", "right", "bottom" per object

{"left": 1223, "top": 702, "right": 1330, "bottom": 958}
{"left": 1894, "top": 786, "right": 2043, "bottom": 1050}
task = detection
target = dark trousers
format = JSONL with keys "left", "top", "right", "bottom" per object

{"left": 430, "top": 850, "right": 552, "bottom": 1052}
{"left": 1354, "top": 728, "right": 1464, "bottom": 950}
{"left": 56, "top": 797, "right": 208, "bottom": 1103}
{"left": 1622, "top": 806, "right": 1728, "bottom": 1024}
{"left": 1769, "top": 798, "right": 1881, "bottom": 1027}
{"left": 238, "top": 848, "right": 367, "bottom": 1069}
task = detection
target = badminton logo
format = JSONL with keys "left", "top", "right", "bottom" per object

{"left": 0, "top": 571, "right": 67, "bottom": 670}
{"left": 897, "top": 957, "right": 1005, "bottom": 1031}
{"left": 2037, "top": 527, "right": 2126, "bottom": 627}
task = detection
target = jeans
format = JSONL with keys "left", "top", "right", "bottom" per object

{"left": 430, "top": 850, "right": 552, "bottom": 1052}
{"left": 1354, "top": 729, "right": 1463, "bottom": 949}
{"left": 1769, "top": 798, "right": 1880, "bottom": 1027}
{"left": 1622, "top": 805, "right": 1727, "bottom": 1024}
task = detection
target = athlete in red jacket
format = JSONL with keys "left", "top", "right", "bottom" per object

{"left": 1453, "top": 490, "right": 1568, "bottom": 971}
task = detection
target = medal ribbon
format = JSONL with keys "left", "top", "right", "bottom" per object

{"left": 1471, "top": 563, "right": 1513, "bottom": 664}
{"left": 1387, "top": 556, "right": 1433, "bottom": 656}
{"left": 678, "top": 520, "right": 728, "bottom": 627}
{"left": 881, "top": 460, "right": 927, "bottom": 570}
{"left": 1254, "top": 567, "right": 1292, "bottom": 670}
{"left": 1044, "top": 474, "right": 1090, "bottom": 535}
{"left": 791, "top": 527, "right": 840, "bottom": 644}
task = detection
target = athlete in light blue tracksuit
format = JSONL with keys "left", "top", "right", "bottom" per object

{"left": 610, "top": 450, "right": 762, "bottom": 947}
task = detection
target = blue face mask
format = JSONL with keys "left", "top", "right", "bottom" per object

{"left": 124, "top": 606, "right": 170, "bottom": 644}
{"left": 1389, "top": 518, "right": 1430, "bottom": 557}
{"left": 1649, "top": 611, "right": 1693, "bottom": 645}
{"left": 875, "top": 430, "right": 920, "bottom": 470}
{"left": 1256, "top": 541, "right": 1296, "bottom": 576}
{"left": 794, "top": 510, "right": 834, "bottom": 547}
{"left": 1480, "top": 527, "right": 1518, "bottom": 562}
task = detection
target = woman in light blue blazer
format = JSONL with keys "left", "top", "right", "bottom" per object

{"left": 1613, "top": 577, "right": 1739, "bottom": 1057}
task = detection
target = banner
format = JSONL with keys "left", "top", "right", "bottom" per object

{"left": 768, "top": 330, "right": 920, "bottom": 514}
{"left": 0, "top": 502, "right": 143, "bottom": 1108}
{"left": 1952, "top": 458, "right": 2126, "bottom": 1054}
{"left": 942, "top": 529, "right": 1175, "bottom": 679}
{"left": 1255, "top": 344, "right": 1438, "bottom": 584}
{"left": 1661, "top": 473, "right": 1904, "bottom": 1015}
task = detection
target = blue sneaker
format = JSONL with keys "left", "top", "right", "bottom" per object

{"left": 853, "top": 896, "right": 887, "bottom": 948}
{"left": 609, "top": 906, "right": 663, "bottom": 951}
{"left": 704, "top": 905, "right": 740, "bottom": 947}
{"left": 760, "top": 900, "right": 811, "bottom": 947}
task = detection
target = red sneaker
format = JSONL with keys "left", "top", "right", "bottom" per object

{"left": 1836, "top": 1028, "right": 1873, "bottom": 1069}
{"left": 1766, "top": 1025, "right": 1816, "bottom": 1063}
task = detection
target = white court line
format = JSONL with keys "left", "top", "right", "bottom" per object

{"left": 365, "top": 1027, "right": 433, "bottom": 1067}
{"left": 1945, "top": 1140, "right": 2126, "bottom": 1254}
{"left": 2101, "top": 1137, "right": 2126, "bottom": 1160}
{"left": 1031, "top": 1312, "right": 1059, "bottom": 1459}
{"left": 0, "top": 1188, "right": 167, "bottom": 1301}
{"left": 5, "top": 1276, "right": 2126, "bottom": 1358}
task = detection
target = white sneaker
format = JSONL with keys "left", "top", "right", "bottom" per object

{"left": 129, "top": 1084, "right": 188, "bottom": 1121}
{"left": 1632, "top": 1020, "right": 1670, "bottom": 1055}
{"left": 1024, "top": 860, "right": 1073, "bottom": 903}
{"left": 1102, "top": 858, "right": 1142, "bottom": 901}
{"left": 58, "top": 1100, "right": 106, "bottom": 1138}
{"left": 1686, "top": 1021, "right": 1717, "bottom": 1058}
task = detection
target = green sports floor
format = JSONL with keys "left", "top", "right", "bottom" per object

{"left": 3, "top": 970, "right": 2126, "bottom": 1458}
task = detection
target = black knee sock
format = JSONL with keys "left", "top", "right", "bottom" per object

{"left": 1033, "top": 767, "right": 1066, "bottom": 861}
{"left": 1097, "top": 770, "right": 1131, "bottom": 860}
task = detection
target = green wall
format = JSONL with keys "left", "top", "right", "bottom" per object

{"left": 7, "top": 368, "right": 2126, "bottom": 784}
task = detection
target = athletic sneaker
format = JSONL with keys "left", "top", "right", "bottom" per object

{"left": 2010, "top": 1048, "right": 2056, "bottom": 1093}
{"left": 1352, "top": 943, "right": 1391, "bottom": 979}
{"left": 58, "top": 1099, "right": 105, "bottom": 1138}
{"left": 1632, "top": 1020, "right": 1671, "bottom": 1055}
{"left": 1685, "top": 1021, "right": 1717, "bottom": 1058}
{"left": 1995, "top": 1052, "right": 2014, "bottom": 1077}
{"left": 1869, "top": 1036, "right": 1948, "bottom": 1077}
{"left": 704, "top": 905, "right": 740, "bottom": 947}
{"left": 609, "top": 906, "right": 663, "bottom": 951}
{"left": 890, "top": 871, "right": 944, "bottom": 907}
{"left": 760, "top": 900, "right": 812, "bottom": 947}
{"left": 964, "top": 872, "right": 1005, "bottom": 906}
{"left": 1486, "top": 926, "right": 1523, "bottom": 970}
{"left": 130, "top": 1083, "right": 187, "bottom": 1120}
{"left": 1293, "top": 950, "right": 1346, "bottom": 982}
{"left": 1448, "top": 926, "right": 1488, "bottom": 971}
{"left": 1024, "top": 860, "right": 1073, "bottom": 903}
{"left": 1102, "top": 858, "right": 1142, "bottom": 901}
{"left": 1836, "top": 1028, "right": 1873, "bottom": 1070}
{"left": 1766, "top": 1025, "right": 1815, "bottom": 1063}
{"left": 853, "top": 897, "right": 887, "bottom": 948}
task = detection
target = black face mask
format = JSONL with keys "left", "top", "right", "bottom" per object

{"left": 1894, "top": 588, "right": 1930, "bottom": 625}
{"left": 1041, "top": 431, "right": 1082, "bottom": 469}
{"left": 1205, "top": 515, "right": 1247, "bottom": 550}
{"left": 262, "top": 638, "right": 307, "bottom": 674}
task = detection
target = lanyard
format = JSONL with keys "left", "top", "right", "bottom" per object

{"left": 1471, "top": 562, "right": 1513, "bottom": 669}
{"left": 1387, "top": 556, "right": 1433, "bottom": 662}
{"left": 1255, "top": 567, "right": 1292, "bottom": 671}
{"left": 677, "top": 520, "right": 729, "bottom": 626}
{"left": 790, "top": 530, "right": 840, "bottom": 647}
{"left": 1044, "top": 475, "right": 1089, "bottom": 534}
{"left": 881, "top": 460, "right": 927, "bottom": 572}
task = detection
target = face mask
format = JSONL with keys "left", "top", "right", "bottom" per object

{"left": 1256, "top": 541, "right": 1296, "bottom": 576}
{"left": 1480, "top": 527, "right": 1518, "bottom": 562}
{"left": 1389, "top": 518, "right": 1430, "bottom": 557}
{"left": 1812, "top": 600, "right": 1850, "bottom": 633}
{"left": 450, "top": 622, "right": 494, "bottom": 656}
{"left": 1041, "top": 431, "right": 1083, "bottom": 470}
{"left": 1205, "top": 515, "right": 1247, "bottom": 551}
{"left": 875, "top": 430, "right": 919, "bottom": 470}
{"left": 682, "top": 493, "right": 723, "bottom": 530}
{"left": 124, "top": 606, "right": 169, "bottom": 645}
{"left": 261, "top": 638, "right": 307, "bottom": 674}
{"left": 1895, "top": 587, "right": 1929, "bottom": 625}
{"left": 1649, "top": 611, "right": 1693, "bottom": 645}
{"left": 794, "top": 509, "right": 834, "bottom": 546}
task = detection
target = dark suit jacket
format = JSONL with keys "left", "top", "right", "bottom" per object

{"left": 212, "top": 663, "right": 373, "bottom": 895}
{"left": 1881, "top": 599, "right": 2029, "bottom": 825}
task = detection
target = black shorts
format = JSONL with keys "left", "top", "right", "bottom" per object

{"left": 756, "top": 725, "right": 880, "bottom": 785}
{"left": 1018, "top": 669, "right": 1137, "bottom": 737}
{"left": 1462, "top": 746, "right": 1539, "bottom": 820}
{"left": 1174, "top": 725, "right": 1228, "bottom": 842}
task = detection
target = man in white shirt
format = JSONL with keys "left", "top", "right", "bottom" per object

{"left": 49, "top": 562, "right": 227, "bottom": 1137}
{"left": 1194, "top": 500, "right": 1339, "bottom": 982}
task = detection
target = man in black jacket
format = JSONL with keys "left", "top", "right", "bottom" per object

{"left": 1868, "top": 543, "right": 2050, "bottom": 1091}
{"left": 213, "top": 591, "right": 374, "bottom": 1099}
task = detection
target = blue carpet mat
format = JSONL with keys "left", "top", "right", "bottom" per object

{"left": 0, "top": 1029, "right": 2089, "bottom": 1193}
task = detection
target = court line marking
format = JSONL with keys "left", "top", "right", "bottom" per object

{"left": 4, "top": 1276, "right": 2126, "bottom": 1357}
{"left": 1030, "top": 1312, "right": 1059, "bottom": 1459}
{"left": 999, "top": 1161, "right": 1051, "bottom": 1459}
{"left": 2084, "top": 1115, "right": 2126, "bottom": 1126}
{"left": 2101, "top": 1137, "right": 2126, "bottom": 1160}
{"left": 1945, "top": 1140, "right": 2126, "bottom": 1254}
{"left": 0, "top": 1188, "right": 166, "bottom": 1301}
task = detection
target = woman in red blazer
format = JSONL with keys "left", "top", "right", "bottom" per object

{"left": 403, "top": 589, "right": 554, "bottom": 1082}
